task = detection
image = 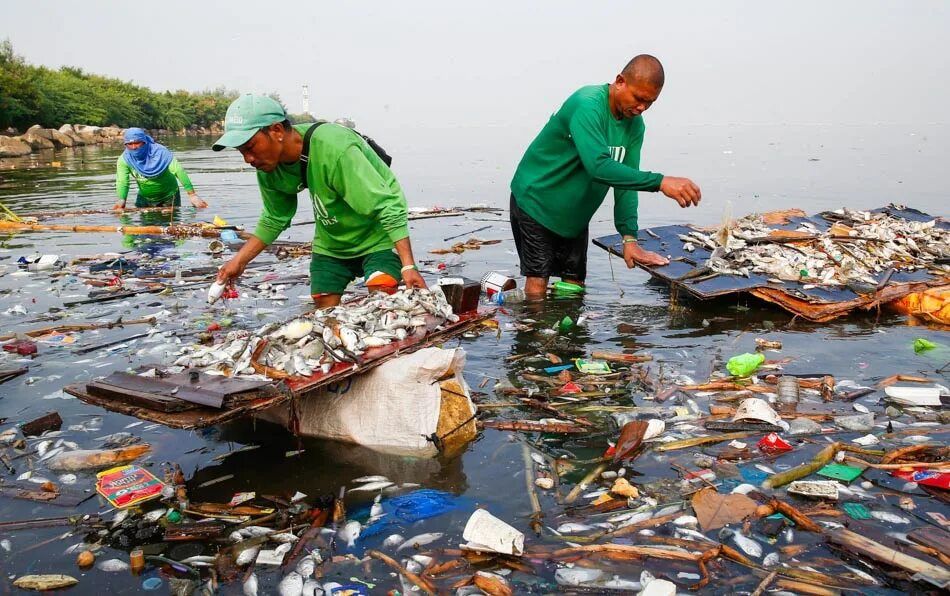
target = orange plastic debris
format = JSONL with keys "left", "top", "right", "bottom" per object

{"left": 887, "top": 285, "right": 950, "bottom": 326}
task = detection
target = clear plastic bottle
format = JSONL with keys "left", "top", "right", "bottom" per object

{"left": 493, "top": 288, "right": 525, "bottom": 305}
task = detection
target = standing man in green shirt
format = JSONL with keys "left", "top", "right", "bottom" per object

{"left": 114, "top": 128, "right": 207, "bottom": 210}
{"left": 211, "top": 94, "right": 426, "bottom": 307}
{"left": 510, "top": 54, "right": 701, "bottom": 299}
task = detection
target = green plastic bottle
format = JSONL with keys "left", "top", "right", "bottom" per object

{"left": 552, "top": 281, "right": 585, "bottom": 295}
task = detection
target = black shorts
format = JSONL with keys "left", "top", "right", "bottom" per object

{"left": 509, "top": 193, "right": 588, "bottom": 281}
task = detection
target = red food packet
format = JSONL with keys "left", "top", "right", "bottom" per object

{"left": 891, "top": 468, "right": 950, "bottom": 489}
{"left": 758, "top": 432, "right": 793, "bottom": 454}
{"left": 96, "top": 465, "right": 165, "bottom": 509}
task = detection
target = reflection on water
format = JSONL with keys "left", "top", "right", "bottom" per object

{"left": 0, "top": 126, "right": 946, "bottom": 593}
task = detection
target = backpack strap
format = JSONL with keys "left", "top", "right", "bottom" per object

{"left": 298, "top": 121, "right": 325, "bottom": 189}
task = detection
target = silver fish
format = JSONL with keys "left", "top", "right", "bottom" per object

{"left": 348, "top": 480, "right": 393, "bottom": 493}
{"left": 353, "top": 475, "right": 389, "bottom": 483}
{"left": 242, "top": 573, "right": 258, "bottom": 596}
{"left": 301, "top": 579, "right": 321, "bottom": 596}
{"left": 396, "top": 532, "right": 443, "bottom": 552}
{"left": 97, "top": 558, "right": 130, "bottom": 572}
{"left": 555, "top": 523, "right": 595, "bottom": 534}
{"left": 382, "top": 534, "right": 405, "bottom": 549}
{"left": 236, "top": 546, "right": 260, "bottom": 566}
{"left": 337, "top": 520, "right": 361, "bottom": 548}
{"left": 295, "top": 555, "right": 316, "bottom": 578}
{"left": 278, "top": 572, "right": 303, "bottom": 596}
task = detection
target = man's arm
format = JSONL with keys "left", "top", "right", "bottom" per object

{"left": 568, "top": 107, "right": 664, "bottom": 191}
{"left": 114, "top": 158, "right": 130, "bottom": 210}
{"left": 169, "top": 158, "right": 207, "bottom": 208}
{"left": 218, "top": 181, "right": 297, "bottom": 284}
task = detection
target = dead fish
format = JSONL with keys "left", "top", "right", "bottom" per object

{"left": 555, "top": 523, "right": 595, "bottom": 534}
{"left": 337, "top": 520, "right": 361, "bottom": 548}
{"left": 39, "top": 446, "right": 65, "bottom": 462}
{"left": 763, "top": 552, "right": 779, "bottom": 567}
{"left": 396, "top": 532, "right": 443, "bottom": 552}
{"left": 720, "top": 528, "right": 762, "bottom": 557}
{"left": 301, "top": 579, "right": 321, "bottom": 596}
{"left": 143, "top": 508, "right": 167, "bottom": 523}
{"left": 672, "top": 515, "right": 698, "bottom": 529}
{"left": 35, "top": 439, "right": 52, "bottom": 457}
{"left": 0, "top": 539, "right": 10, "bottom": 551}
{"left": 353, "top": 475, "right": 389, "bottom": 483}
{"left": 278, "top": 572, "right": 303, "bottom": 596}
{"left": 242, "top": 573, "right": 258, "bottom": 596}
{"left": 97, "top": 558, "right": 130, "bottom": 572}
{"left": 871, "top": 511, "right": 911, "bottom": 524}
{"left": 270, "top": 532, "right": 299, "bottom": 544}
{"left": 111, "top": 509, "right": 130, "bottom": 528}
{"left": 348, "top": 481, "right": 393, "bottom": 493}
{"left": 382, "top": 534, "right": 405, "bottom": 549}
{"left": 236, "top": 546, "right": 260, "bottom": 566}
{"left": 295, "top": 555, "right": 316, "bottom": 578}
{"left": 369, "top": 495, "right": 385, "bottom": 523}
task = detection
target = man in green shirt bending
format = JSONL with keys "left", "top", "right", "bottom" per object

{"left": 510, "top": 54, "right": 701, "bottom": 298}
{"left": 212, "top": 94, "right": 426, "bottom": 307}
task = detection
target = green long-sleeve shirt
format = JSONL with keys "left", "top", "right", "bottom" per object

{"left": 253, "top": 123, "right": 409, "bottom": 258}
{"left": 511, "top": 84, "right": 665, "bottom": 238}
{"left": 115, "top": 157, "right": 194, "bottom": 205}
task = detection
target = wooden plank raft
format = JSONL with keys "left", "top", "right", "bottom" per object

{"left": 64, "top": 310, "right": 492, "bottom": 430}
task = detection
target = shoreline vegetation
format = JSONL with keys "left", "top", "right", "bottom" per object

{"left": 1, "top": 40, "right": 244, "bottom": 158}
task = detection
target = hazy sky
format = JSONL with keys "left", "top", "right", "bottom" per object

{"left": 4, "top": 0, "right": 949, "bottom": 134}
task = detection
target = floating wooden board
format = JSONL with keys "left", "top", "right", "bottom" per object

{"left": 64, "top": 310, "right": 492, "bottom": 430}
{"left": 592, "top": 205, "right": 949, "bottom": 322}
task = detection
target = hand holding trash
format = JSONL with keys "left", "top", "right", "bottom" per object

{"left": 623, "top": 239, "right": 669, "bottom": 267}
{"left": 401, "top": 265, "right": 428, "bottom": 290}
{"left": 659, "top": 175, "right": 702, "bottom": 208}
{"left": 111, "top": 201, "right": 126, "bottom": 211}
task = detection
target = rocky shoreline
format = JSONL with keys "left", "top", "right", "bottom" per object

{"left": 0, "top": 123, "right": 223, "bottom": 158}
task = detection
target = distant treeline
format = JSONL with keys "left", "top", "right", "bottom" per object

{"left": 0, "top": 40, "right": 238, "bottom": 132}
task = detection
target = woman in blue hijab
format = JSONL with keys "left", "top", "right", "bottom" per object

{"left": 114, "top": 128, "right": 207, "bottom": 210}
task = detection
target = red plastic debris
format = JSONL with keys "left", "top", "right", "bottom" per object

{"left": 891, "top": 468, "right": 950, "bottom": 489}
{"left": 3, "top": 339, "right": 38, "bottom": 356}
{"left": 108, "top": 276, "right": 123, "bottom": 287}
{"left": 437, "top": 262, "right": 447, "bottom": 270}
{"left": 757, "top": 432, "right": 793, "bottom": 454}
{"left": 207, "top": 322, "right": 221, "bottom": 332}
{"left": 223, "top": 286, "right": 239, "bottom": 300}
{"left": 559, "top": 381, "right": 583, "bottom": 394}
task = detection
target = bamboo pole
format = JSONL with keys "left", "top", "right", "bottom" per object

{"left": 21, "top": 206, "right": 175, "bottom": 220}
{"left": 520, "top": 443, "right": 543, "bottom": 535}
{"left": 0, "top": 221, "right": 233, "bottom": 238}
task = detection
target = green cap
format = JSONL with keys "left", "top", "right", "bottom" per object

{"left": 212, "top": 94, "right": 287, "bottom": 151}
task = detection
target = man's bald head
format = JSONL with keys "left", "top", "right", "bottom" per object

{"left": 621, "top": 55, "right": 665, "bottom": 89}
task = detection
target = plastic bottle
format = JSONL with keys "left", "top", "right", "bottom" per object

{"left": 491, "top": 288, "right": 525, "bottom": 305}
{"left": 776, "top": 376, "right": 800, "bottom": 412}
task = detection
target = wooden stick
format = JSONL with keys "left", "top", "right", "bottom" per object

{"left": 520, "top": 443, "right": 543, "bottom": 535}
{"left": 0, "top": 221, "right": 231, "bottom": 238}
{"left": 762, "top": 442, "right": 840, "bottom": 489}
{"left": 826, "top": 528, "right": 950, "bottom": 584}
{"left": 843, "top": 455, "right": 949, "bottom": 471}
{"left": 367, "top": 550, "right": 436, "bottom": 595}
{"left": 22, "top": 206, "right": 175, "bottom": 219}
{"left": 590, "top": 351, "right": 653, "bottom": 364}
{"left": 478, "top": 420, "right": 587, "bottom": 434}
{"left": 564, "top": 461, "right": 608, "bottom": 504}
{"left": 654, "top": 431, "right": 756, "bottom": 452}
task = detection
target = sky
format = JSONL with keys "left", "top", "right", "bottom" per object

{"left": 4, "top": 0, "right": 950, "bottom": 136}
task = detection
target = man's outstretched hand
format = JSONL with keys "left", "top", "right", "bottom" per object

{"left": 623, "top": 241, "right": 669, "bottom": 268}
{"left": 660, "top": 176, "right": 701, "bottom": 208}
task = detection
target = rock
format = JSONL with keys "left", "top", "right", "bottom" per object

{"left": 58, "top": 124, "right": 75, "bottom": 134}
{"left": 787, "top": 417, "right": 822, "bottom": 435}
{"left": 77, "top": 131, "right": 99, "bottom": 145}
{"left": 20, "top": 131, "right": 55, "bottom": 150}
{"left": 73, "top": 124, "right": 100, "bottom": 134}
{"left": 835, "top": 412, "right": 875, "bottom": 432}
{"left": 0, "top": 135, "right": 32, "bottom": 157}
{"left": 50, "top": 130, "right": 75, "bottom": 148}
